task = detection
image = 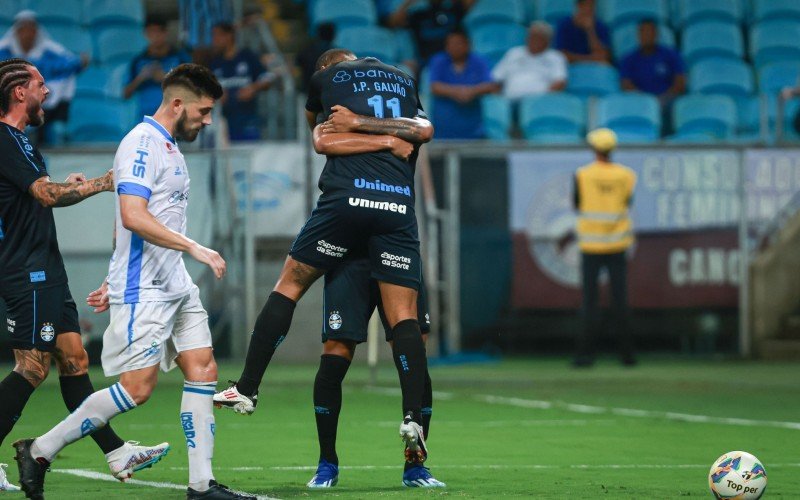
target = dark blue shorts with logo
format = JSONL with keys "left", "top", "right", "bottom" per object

{"left": 289, "top": 187, "right": 421, "bottom": 290}
{"left": 3, "top": 284, "right": 81, "bottom": 352}
{"left": 321, "top": 258, "right": 430, "bottom": 343}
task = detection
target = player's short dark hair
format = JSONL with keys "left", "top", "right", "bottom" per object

{"left": 316, "top": 22, "right": 335, "bottom": 42}
{"left": 315, "top": 48, "right": 355, "bottom": 71}
{"left": 162, "top": 63, "right": 223, "bottom": 100}
{"left": 144, "top": 15, "right": 168, "bottom": 28}
{"left": 213, "top": 22, "right": 235, "bottom": 35}
{"left": 448, "top": 27, "right": 469, "bottom": 41}
{"left": 0, "top": 58, "right": 34, "bottom": 115}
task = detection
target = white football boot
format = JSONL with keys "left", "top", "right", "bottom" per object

{"left": 0, "top": 463, "right": 21, "bottom": 491}
{"left": 399, "top": 414, "right": 427, "bottom": 464}
{"left": 106, "top": 441, "right": 171, "bottom": 481}
{"left": 213, "top": 382, "right": 258, "bottom": 415}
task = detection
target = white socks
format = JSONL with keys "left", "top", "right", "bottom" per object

{"left": 182, "top": 380, "right": 217, "bottom": 492}
{"left": 32, "top": 383, "right": 135, "bottom": 462}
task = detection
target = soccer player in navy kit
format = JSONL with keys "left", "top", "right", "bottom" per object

{"left": 215, "top": 49, "right": 437, "bottom": 481}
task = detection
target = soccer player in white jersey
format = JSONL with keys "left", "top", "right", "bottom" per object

{"left": 13, "top": 64, "right": 255, "bottom": 500}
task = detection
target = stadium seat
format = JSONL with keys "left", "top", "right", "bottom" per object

{"left": 567, "top": 63, "right": 620, "bottom": 98}
{"left": 677, "top": 0, "right": 742, "bottom": 28}
{"left": 75, "top": 65, "right": 128, "bottom": 99}
{"left": 67, "top": 97, "right": 136, "bottom": 143}
{"left": 44, "top": 24, "right": 92, "bottom": 58}
{"left": 471, "top": 22, "right": 527, "bottom": 68}
{"left": 612, "top": 23, "right": 674, "bottom": 60}
{"left": 519, "top": 92, "right": 584, "bottom": 143}
{"left": 394, "top": 29, "right": 417, "bottom": 66}
{"left": 334, "top": 26, "right": 400, "bottom": 63}
{"left": 596, "top": 92, "right": 660, "bottom": 142}
{"left": 681, "top": 22, "right": 744, "bottom": 68}
{"left": 537, "top": 0, "right": 573, "bottom": 25}
{"left": 604, "top": 0, "right": 667, "bottom": 29}
{"left": 94, "top": 26, "right": 147, "bottom": 66}
{"left": 758, "top": 61, "right": 800, "bottom": 95}
{"left": 689, "top": 58, "right": 754, "bottom": 97}
{"left": 0, "top": 1, "right": 19, "bottom": 25}
{"left": 764, "top": 92, "right": 800, "bottom": 141}
{"left": 464, "top": 0, "right": 526, "bottom": 31}
{"left": 311, "top": 0, "right": 377, "bottom": 31}
{"left": 24, "top": 0, "right": 82, "bottom": 26}
{"left": 672, "top": 93, "right": 737, "bottom": 140}
{"left": 84, "top": 0, "right": 145, "bottom": 26}
{"left": 481, "top": 94, "right": 512, "bottom": 141}
{"left": 734, "top": 94, "right": 765, "bottom": 142}
{"left": 752, "top": 0, "right": 800, "bottom": 24}
{"left": 749, "top": 21, "right": 800, "bottom": 69}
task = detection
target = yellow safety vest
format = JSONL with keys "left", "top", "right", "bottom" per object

{"left": 575, "top": 161, "right": 637, "bottom": 254}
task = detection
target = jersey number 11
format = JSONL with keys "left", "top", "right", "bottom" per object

{"left": 367, "top": 95, "right": 401, "bottom": 118}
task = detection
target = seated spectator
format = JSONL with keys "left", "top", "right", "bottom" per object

{"left": 492, "top": 22, "right": 567, "bottom": 102}
{"left": 296, "top": 22, "right": 335, "bottom": 92}
{"left": 385, "top": 0, "right": 475, "bottom": 69}
{"left": 209, "top": 22, "right": 275, "bottom": 142}
{"left": 555, "top": 0, "right": 610, "bottom": 63}
{"left": 124, "top": 16, "right": 191, "bottom": 119}
{"left": 429, "top": 29, "right": 497, "bottom": 139}
{"left": 621, "top": 19, "right": 685, "bottom": 134}
{"left": 0, "top": 10, "right": 88, "bottom": 145}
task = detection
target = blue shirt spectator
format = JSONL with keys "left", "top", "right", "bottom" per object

{"left": 429, "top": 30, "right": 497, "bottom": 139}
{"left": 554, "top": 0, "right": 611, "bottom": 63}
{"left": 124, "top": 17, "right": 191, "bottom": 119}
{"left": 620, "top": 20, "right": 685, "bottom": 97}
{"left": 210, "top": 22, "right": 273, "bottom": 142}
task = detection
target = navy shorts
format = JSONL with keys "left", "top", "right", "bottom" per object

{"left": 3, "top": 284, "right": 81, "bottom": 352}
{"left": 289, "top": 193, "right": 421, "bottom": 290}
{"left": 322, "top": 258, "right": 430, "bottom": 344}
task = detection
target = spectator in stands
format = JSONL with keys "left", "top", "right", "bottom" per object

{"left": 555, "top": 0, "right": 611, "bottom": 63}
{"left": 0, "top": 10, "right": 88, "bottom": 145}
{"left": 492, "top": 22, "right": 567, "bottom": 102}
{"left": 124, "top": 16, "right": 191, "bottom": 119}
{"left": 296, "top": 22, "right": 335, "bottom": 92}
{"left": 384, "top": 0, "right": 475, "bottom": 69}
{"left": 210, "top": 22, "right": 275, "bottom": 142}
{"left": 429, "top": 29, "right": 497, "bottom": 139}
{"left": 572, "top": 128, "right": 637, "bottom": 368}
{"left": 620, "top": 19, "right": 685, "bottom": 134}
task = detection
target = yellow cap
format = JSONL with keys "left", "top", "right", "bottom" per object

{"left": 586, "top": 128, "right": 617, "bottom": 152}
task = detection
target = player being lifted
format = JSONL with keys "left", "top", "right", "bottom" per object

{"left": 214, "top": 49, "right": 436, "bottom": 471}
{"left": 0, "top": 58, "right": 168, "bottom": 491}
{"left": 14, "top": 64, "right": 255, "bottom": 500}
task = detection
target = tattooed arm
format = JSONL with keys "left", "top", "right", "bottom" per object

{"left": 321, "top": 105, "right": 434, "bottom": 144}
{"left": 28, "top": 169, "right": 114, "bottom": 208}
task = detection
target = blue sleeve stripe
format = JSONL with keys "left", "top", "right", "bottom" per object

{"left": 118, "top": 182, "right": 152, "bottom": 200}
{"left": 5, "top": 125, "right": 39, "bottom": 172}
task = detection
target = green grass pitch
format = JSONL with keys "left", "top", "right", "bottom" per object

{"left": 2, "top": 358, "right": 798, "bottom": 498}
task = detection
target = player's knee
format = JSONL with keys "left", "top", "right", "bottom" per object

{"left": 55, "top": 348, "right": 89, "bottom": 376}
{"left": 120, "top": 377, "right": 157, "bottom": 405}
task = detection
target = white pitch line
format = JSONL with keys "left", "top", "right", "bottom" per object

{"left": 164, "top": 463, "right": 800, "bottom": 472}
{"left": 53, "top": 468, "right": 281, "bottom": 500}
{"left": 476, "top": 395, "right": 800, "bottom": 430}
{"left": 364, "top": 386, "right": 454, "bottom": 400}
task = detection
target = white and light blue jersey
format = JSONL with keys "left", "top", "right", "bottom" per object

{"left": 107, "top": 116, "right": 193, "bottom": 304}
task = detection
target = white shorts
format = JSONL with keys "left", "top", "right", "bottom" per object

{"left": 101, "top": 286, "right": 213, "bottom": 376}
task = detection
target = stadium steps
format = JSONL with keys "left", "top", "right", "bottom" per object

{"left": 758, "top": 339, "right": 800, "bottom": 360}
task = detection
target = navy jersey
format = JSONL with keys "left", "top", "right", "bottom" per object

{"left": 0, "top": 123, "right": 68, "bottom": 293}
{"left": 305, "top": 57, "right": 426, "bottom": 200}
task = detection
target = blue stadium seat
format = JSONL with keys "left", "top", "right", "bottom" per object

{"left": 84, "top": 0, "right": 144, "bottom": 26}
{"left": 604, "top": 0, "right": 667, "bottom": 29}
{"left": 0, "top": 1, "right": 19, "bottom": 25}
{"left": 481, "top": 94, "right": 512, "bottom": 141}
{"left": 752, "top": 0, "right": 800, "bottom": 24}
{"left": 523, "top": 0, "right": 537, "bottom": 22}
{"left": 596, "top": 92, "right": 660, "bottom": 142}
{"left": 763, "top": 93, "right": 800, "bottom": 141}
{"left": 749, "top": 21, "right": 800, "bottom": 69}
{"left": 681, "top": 22, "right": 744, "bottom": 68}
{"left": 612, "top": 23, "right": 674, "bottom": 60}
{"left": 75, "top": 65, "right": 128, "bottom": 99}
{"left": 394, "top": 29, "right": 417, "bottom": 65}
{"left": 677, "top": 0, "right": 742, "bottom": 28}
{"left": 44, "top": 24, "right": 92, "bottom": 58}
{"left": 471, "top": 22, "right": 527, "bottom": 68}
{"left": 567, "top": 63, "right": 620, "bottom": 97}
{"left": 24, "top": 0, "right": 82, "bottom": 26}
{"left": 519, "top": 93, "right": 584, "bottom": 143}
{"left": 94, "top": 26, "right": 147, "bottom": 65}
{"left": 758, "top": 61, "right": 800, "bottom": 95}
{"left": 672, "top": 93, "right": 737, "bottom": 140}
{"left": 67, "top": 97, "right": 136, "bottom": 143}
{"left": 734, "top": 95, "right": 764, "bottom": 142}
{"left": 334, "top": 26, "right": 399, "bottom": 63}
{"left": 464, "top": 0, "right": 526, "bottom": 31}
{"left": 311, "top": 0, "right": 377, "bottom": 31}
{"left": 537, "top": 0, "right": 573, "bottom": 25}
{"left": 689, "top": 58, "right": 754, "bottom": 96}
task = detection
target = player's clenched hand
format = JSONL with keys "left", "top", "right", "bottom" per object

{"left": 323, "top": 105, "right": 360, "bottom": 133}
{"left": 389, "top": 137, "right": 414, "bottom": 160}
{"left": 87, "top": 280, "right": 110, "bottom": 313}
{"left": 64, "top": 172, "right": 87, "bottom": 183}
{"left": 189, "top": 243, "right": 227, "bottom": 279}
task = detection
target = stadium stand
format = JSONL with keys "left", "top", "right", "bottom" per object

{"left": 749, "top": 20, "right": 800, "bottom": 69}
{"left": 596, "top": 92, "right": 661, "bottom": 143}
{"left": 333, "top": 26, "right": 400, "bottom": 64}
{"left": 734, "top": 94, "right": 763, "bottom": 142}
{"left": 566, "top": 62, "right": 620, "bottom": 98}
{"left": 481, "top": 94, "right": 512, "bottom": 141}
{"left": 45, "top": 24, "right": 93, "bottom": 58}
{"left": 758, "top": 61, "right": 800, "bottom": 95}
{"left": 611, "top": 22, "right": 674, "bottom": 61}
{"left": 94, "top": 25, "right": 147, "bottom": 65}
{"left": 751, "top": 0, "right": 800, "bottom": 24}
{"left": 603, "top": 0, "right": 668, "bottom": 30}
{"left": 470, "top": 22, "right": 527, "bottom": 68}
{"left": 84, "top": 0, "right": 145, "bottom": 27}
{"left": 681, "top": 21, "right": 744, "bottom": 68}
{"left": 689, "top": 58, "right": 754, "bottom": 96}
{"left": 537, "top": 0, "right": 573, "bottom": 26}
{"left": 26, "top": 0, "right": 83, "bottom": 26}
{"left": 463, "top": 0, "right": 526, "bottom": 32}
{"left": 519, "top": 92, "right": 584, "bottom": 143}
{"left": 676, "top": 0, "right": 742, "bottom": 29}
{"left": 672, "top": 93, "right": 737, "bottom": 141}
{"left": 310, "top": 0, "right": 377, "bottom": 31}
{"left": 67, "top": 96, "right": 136, "bottom": 143}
